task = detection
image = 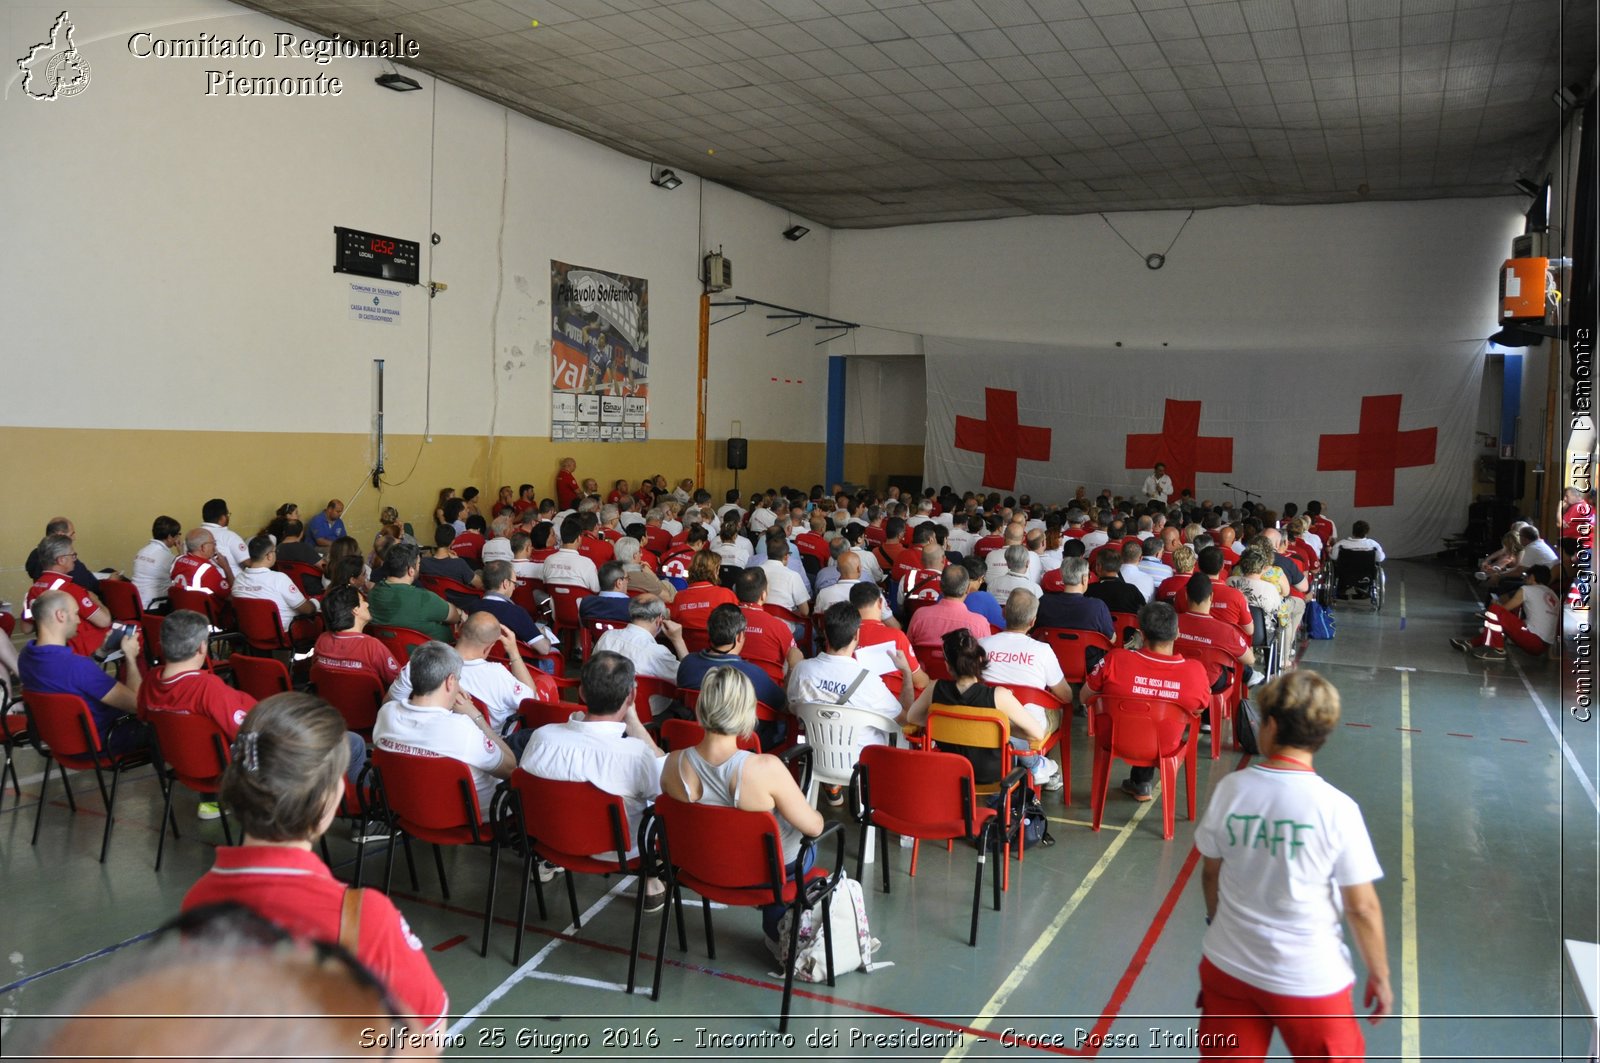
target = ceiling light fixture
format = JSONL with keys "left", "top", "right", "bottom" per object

{"left": 650, "top": 167, "right": 682, "bottom": 190}
{"left": 375, "top": 72, "right": 422, "bottom": 92}
{"left": 783, "top": 224, "right": 810, "bottom": 241}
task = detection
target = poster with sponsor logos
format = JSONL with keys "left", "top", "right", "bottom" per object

{"left": 550, "top": 260, "right": 649, "bottom": 442}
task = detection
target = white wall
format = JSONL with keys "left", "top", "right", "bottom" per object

{"left": 0, "top": 0, "right": 830, "bottom": 445}
{"left": 845, "top": 357, "right": 925, "bottom": 447}
{"left": 829, "top": 199, "right": 1524, "bottom": 352}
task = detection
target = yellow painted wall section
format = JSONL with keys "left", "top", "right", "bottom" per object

{"left": 1, "top": 428, "right": 921, "bottom": 605}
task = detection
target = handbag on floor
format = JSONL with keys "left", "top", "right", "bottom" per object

{"left": 1234, "top": 698, "right": 1262, "bottom": 756}
{"left": 770, "top": 871, "right": 888, "bottom": 983}
{"left": 1307, "top": 599, "right": 1337, "bottom": 639}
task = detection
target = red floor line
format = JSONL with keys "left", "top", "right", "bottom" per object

{"left": 1445, "top": 733, "right": 1474, "bottom": 739}
{"left": 1501, "top": 738, "right": 1529, "bottom": 744}
{"left": 432, "top": 934, "right": 469, "bottom": 953}
{"left": 1396, "top": 727, "right": 1421, "bottom": 733}
{"left": 391, "top": 888, "right": 1080, "bottom": 1053}
{"left": 1081, "top": 844, "right": 1206, "bottom": 1054}
{"left": 1343, "top": 722, "right": 1373, "bottom": 728}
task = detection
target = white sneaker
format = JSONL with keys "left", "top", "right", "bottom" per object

{"left": 1030, "top": 758, "right": 1061, "bottom": 790}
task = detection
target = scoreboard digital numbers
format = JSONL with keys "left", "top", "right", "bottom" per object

{"left": 334, "top": 226, "right": 420, "bottom": 285}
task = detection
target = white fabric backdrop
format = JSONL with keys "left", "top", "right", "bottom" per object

{"left": 923, "top": 337, "right": 1485, "bottom": 559}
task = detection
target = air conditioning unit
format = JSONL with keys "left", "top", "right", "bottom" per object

{"left": 1512, "top": 232, "right": 1546, "bottom": 258}
{"left": 703, "top": 252, "right": 732, "bottom": 292}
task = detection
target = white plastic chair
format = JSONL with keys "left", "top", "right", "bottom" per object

{"left": 791, "top": 701, "right": 901, "bottom": 864}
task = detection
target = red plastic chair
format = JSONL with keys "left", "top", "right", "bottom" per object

{"left": 658, "top": 718, "right": 759, "bottom": 753}
{"left": 228, "top": 653, "right": 291, "bottom": 702}
{"left": 275, "top": 560, "right": 326, "bottom": 597}
{"left": 368, "top": 624, "right": 433, "bottom": 662}
{"left": 1110, "top": 611, "right": 1140, "bottom": 645}
{"left": 499, "top": 771, "right": 652, "bottom": 975}
{"left": 993, "top": 683, "right": 1070, "bottom": 804}
{"left": 22, "top": 691, "right": 158, "bottom": 863}
{"left": 484, "top": 639, "right": 574, "bottom": 685}
{"left": 2, "top": 702, "right": 32, "bottom": 811}
{"left": 851, "top": 745, "right": 1023, "bottom": 945}
{"left": 1032, "top": 627, "right": 1113, "bottom": 685}
{"left": 147, "top": 709, "right": 235, "bottom": 870}
{"left": 99, "top": 581, "right": 145, "bottom": 623}
{"left": 418, "top": 573, "right": 482, "bottom": 606}
{"left": 371, "top": 748, "right": 501, "bottom": 957}
{"left": 509, "top": 698, "right": 577, "bottom": 734}
{"left": 1174, "top": 642, "right": 1244, "bottom": 759}
{"left": 310, "top": 664, "right": 386, "bottom": 738}
{"left": 167, "top": 586, "right": 233, "bottom": 634}
{"left": 233, "top": 597, "right": 318, "bottom": 655}
{"left": 634, "top": 675, "right": 679, "bottom": 726}
{"left": 547, "top": 585, "right": 594, "bottom": 655}
{"left": 642, "top": 795, "right": 845, "bottom": 1032}
{"left": 915, "top": 643, "right": 951, "bottom": 682}
{"left": 579, "top": 615, "right": 629, "bottom": 660}
{"left": 1088, "top": 694, "right": 1200, "bottom": 840}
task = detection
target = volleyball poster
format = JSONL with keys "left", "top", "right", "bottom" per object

{"left": 550, "top": 260, "right": 649, "bottom": 442}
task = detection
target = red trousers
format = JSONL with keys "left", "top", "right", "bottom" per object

{"left": 1475, "top": 602, "right": 1549, "bottom": 655}
{"left": 1198, "top": 957, "right": 1365, "bottom": 1062}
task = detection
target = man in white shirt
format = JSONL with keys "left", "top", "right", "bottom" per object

{"left": 541, "top": 516, "right": 600, "bottom": 592}
{"left": 787, "top": 602, "right": 913, "bottom": 746}
{"left": 200, "top": 498, "right": 248, "bottom": 581}
{"left": 1142, "top": 463, "right": 1173, "bottom": 504}
{"left": 1118, "top": 540, "right": 1157, "bottom": 602}
{"left": 906, "top": 499, "right": 935, "bottom": 532}
{"left": 509, "top": 531, "right": 543, "bottom": 581}
{"left": 758, "top": 535, "right": 811, "bottom": 618}
{"left": 593, "top": 594, "right": 688, "bottom": 683}
{"left": 481, "top": 514, "right": 515, "bottom": 565}
{"left": 843, "top": 525, "right": 885, "bottom": 585}
{"left": 946, "top": 515, "right": 980, "bottom": 559}
{"left": 373, "top": 641, "right": 517, "bottom": 815}
{"left": 1134, "top": 515, "right": 1156, "bottom": 541}
{"left": 814, "top": 550, "right": 863, "bottom": 613}
{"left": 131, "top": 515, "right": 182, "bottom": 610}
{"left": 1328, "top": 520, "right": 1385, "bottom": 563}
{"left": 981, "top": 591, "right": 1073, "bottom": 705}
{"left": 520, "top": 651, "right": 666, "bottom": 869}
{"left": 989, "top": 545, "right": 1043, "bottom": 604}
{"left": 232, "top": 534, "right": 319, "bottom": 638}
{"left": 1080, "top": 512, "right": 1111, "bottom": 553}
{"left": 387, "top": 612, "right": 538, "bottom": 734}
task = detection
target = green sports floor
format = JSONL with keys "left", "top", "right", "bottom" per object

{"left": 2, "top": 559, "right": 1597, "bottom": 1060}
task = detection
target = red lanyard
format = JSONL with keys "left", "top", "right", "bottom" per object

{"left": 1264, "top": 754, "right": 1314, "bottom": 773}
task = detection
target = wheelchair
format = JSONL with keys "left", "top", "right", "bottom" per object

{"left": 1331, "top": 550, "right": 1385, "bottom": 611}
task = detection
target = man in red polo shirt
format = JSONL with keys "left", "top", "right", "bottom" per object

{"left": 24, "top": 535, "right": 111, "bottom": 657}
{"left": 1174, "top": 546, "right": 1252, "bottom": 632}
{"left": 1175, "top": 573, "right": 1258, "bottom": 697}
{"left": 1086, "top": 601, "right": 1209, "bottom": 801}
{"left": 139, "top": 608, "right": 257, "bottom": 821}
{"left": 555, "top": 457, "right": 581, "bottom": 510}
{"left": 851, "top": 582, "right": 926, "bottom": 700}
{"left": 733, "top": 568, "right": 801, "bottom": 685}
{"left": 169, "top": 528, "right": 233, "bottom": 600}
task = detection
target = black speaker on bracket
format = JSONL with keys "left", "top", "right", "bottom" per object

{"left": 726, "top": 437, "right": 749, "bottom": 471}
{"left": 1495, "top": 458, "right": 1525, "bottom": 500}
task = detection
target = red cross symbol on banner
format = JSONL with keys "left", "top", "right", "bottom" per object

{"left": 1317, "top": 394, "right": 1437, "bottom": 507}
{"left": 954, "top": 388, "right": 1052, "bottom": 491}
{"left": 1124, "top": 399, "right": 1234, "bottom": 495}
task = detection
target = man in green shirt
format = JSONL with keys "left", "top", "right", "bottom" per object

{"left": 368, "top": 543, "right": 463, "bottom": 642}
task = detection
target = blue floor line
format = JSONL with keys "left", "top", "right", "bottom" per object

{"left": 1, "top": 930, "right": 157, "bottom": 995}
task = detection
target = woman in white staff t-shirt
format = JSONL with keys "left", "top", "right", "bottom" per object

{"left": 1194, "top": 671, "right": 1392, "bottom": 1061}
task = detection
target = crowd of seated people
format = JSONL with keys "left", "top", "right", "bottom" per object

{"left": 17, "top": 457, "right": 1580, "bottom": 1033}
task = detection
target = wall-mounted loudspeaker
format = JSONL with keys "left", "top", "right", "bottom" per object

{"left": 726, "top": 437, "right": 748, "bottom": 470}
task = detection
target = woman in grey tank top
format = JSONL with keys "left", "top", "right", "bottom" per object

{"left": 660, "top": 667, "right": 823, "bottom": 940}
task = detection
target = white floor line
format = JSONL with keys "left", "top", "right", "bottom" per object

{"left": 521, "top": 970, "right": 631, "bottom": 992}
{"left": 1512, "top": 657, "right": 1599, "bottom": 811}
{"left": 445, "top": 876, "right": 634, "bottom": 1037}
